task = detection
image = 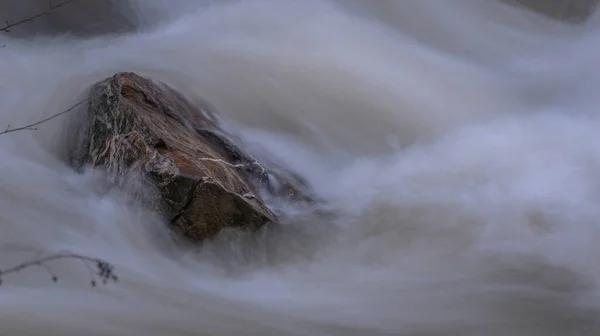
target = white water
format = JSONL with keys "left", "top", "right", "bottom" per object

{"left": 1, "top": 0, "right": 600, "bottom": 334}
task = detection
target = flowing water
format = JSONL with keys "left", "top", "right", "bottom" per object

{"left": 1, "top": 0, "right": 600, "bottom": 334}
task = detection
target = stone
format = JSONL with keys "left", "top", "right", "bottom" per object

{"left": 68, "top": 72, "right": 312, "bottom": 243}
{"left": 501, "top": 0, "right": 598, "bottom": 24}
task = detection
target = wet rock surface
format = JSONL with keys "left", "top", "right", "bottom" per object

{"left": 69, "top": 72, "right": 312, "bottom": 243}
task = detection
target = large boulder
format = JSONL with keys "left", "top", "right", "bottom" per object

{"left": 69, "top": 72, "right": 311, "bottom": 243}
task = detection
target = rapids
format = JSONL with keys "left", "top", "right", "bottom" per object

{"left": 1, "top": 0, "right": 600, "bottom": 335}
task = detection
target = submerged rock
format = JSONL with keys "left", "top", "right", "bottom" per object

{"left": 69, "top": 72, "right": 312, "bottom": 243}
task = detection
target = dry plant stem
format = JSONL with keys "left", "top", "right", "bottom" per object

{"left": 0, "top": 98, "right": 88, "bottom": 136}
{"left": 0, "top": 253, "right": 118, "bottom": 287}
{"left": 1, "top": 0, "right": 77, "bottom": 33}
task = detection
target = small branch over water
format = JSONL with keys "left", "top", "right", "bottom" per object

{"left": 0, "top": 98, "right": 88, "bottom": 136}
{"left": 0, "top": 0, "right": 115, "bottom": 292}
{"left": 0, "top": 253, "right": 118, "bottom": 287}
{"left": 1, "top": 0, "right": 77, "bottom": 33}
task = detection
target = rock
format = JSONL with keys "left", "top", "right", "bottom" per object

{"left": 69, "top": 72, "right": 312, "bottom": 243}
{"left": 501, "top": 0, "right": 598, "bottom": 24}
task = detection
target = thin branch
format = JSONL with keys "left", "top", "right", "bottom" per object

{"left": 0, "top": 98, "right": 88, "bottom": 136}
{"left": 0, "top": 253, "right": 118, "bottom": 286}
{"left": 79, "top": 257, "right": 99, "bottom": 282}
{"left": 38, "top": 262, "right": 59, "bottom": 282}
{"left": 1, "top": 0, "right": 77, "bottom": 33}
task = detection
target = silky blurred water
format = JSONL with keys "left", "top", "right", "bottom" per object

{"left": 1, "top": 0, "right": 600, "bottom": 335}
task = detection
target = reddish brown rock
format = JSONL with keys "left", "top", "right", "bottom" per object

{"left": 69, "top": 72, "right": 312, "bottom": 243}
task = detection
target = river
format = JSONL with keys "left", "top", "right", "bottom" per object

{"left": 1, "top": 0, "right": 600, "bottom": 335}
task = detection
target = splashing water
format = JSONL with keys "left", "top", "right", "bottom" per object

{"left": 1, "top": 0, "right": 600, "bottom": 335}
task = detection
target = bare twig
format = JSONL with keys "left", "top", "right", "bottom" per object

{"left": 1, "top": 0, "right": 77, "bottom": 33}
{"left": 0, "top": 98, "right": 88, "bottom": 136}
{"left": 0, "top": 253, "right": 118, "bottom": 287}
